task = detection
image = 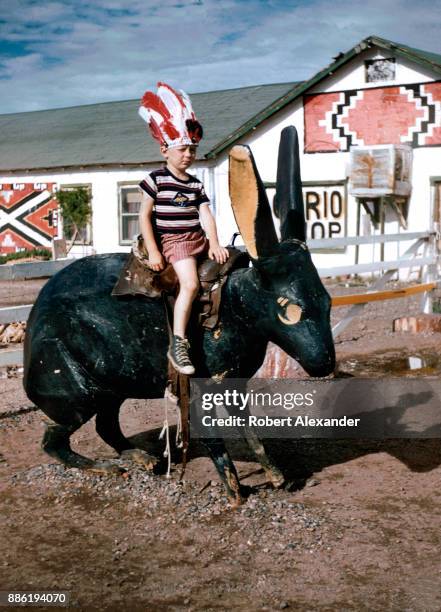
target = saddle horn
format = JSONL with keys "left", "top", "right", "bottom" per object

{"left": 273, "top": 126, "right": 306, "bottom": 243}
{"left": 229, "top": 145, "right": 278, "bottom": 259}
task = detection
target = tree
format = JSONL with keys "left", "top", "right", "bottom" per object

{"left": 55, "top": 187, "right": 92, "bottom": 253}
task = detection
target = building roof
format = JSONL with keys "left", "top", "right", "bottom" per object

{"left": 0, "top": 82, "right": 297, "bottom": 173}
{"left": 1, "top": 35, "right": 440, "bottom": 173}
{"left": 207, "top": 36, "right": 441, "bottom": 157}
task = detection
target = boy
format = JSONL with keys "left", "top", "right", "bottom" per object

{"left": 138, "top": 82, "right": 229, "bottom": 375}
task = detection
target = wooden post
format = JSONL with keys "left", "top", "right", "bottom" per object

{"left": 421, "top": 231, "right": 438, "bottom": 314}
{"left": 52, "top": 238, "right": 67, "bottom": 260}
{"left": 380, "top": 197, "right": 385, "bottom": 263}
{"left": 355, "top": 199, "right": 361, "bottom": 266}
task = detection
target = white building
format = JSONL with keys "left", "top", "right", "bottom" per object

{"left": 1, "top": 35, "right": 440, "bottom": 270}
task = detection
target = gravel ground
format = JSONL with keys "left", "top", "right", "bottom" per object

{"left": 2, "top": 405, "right": 441, "bottom": 611}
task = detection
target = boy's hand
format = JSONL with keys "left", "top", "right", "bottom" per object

{"left": 208, "top": 244, "right": 229, "bottom": 264}
{"left": 148, "top": 250, "right": 165, "bottom": 272}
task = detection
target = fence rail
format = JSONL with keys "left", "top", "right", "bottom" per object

{"left": 0, "top": 258, "right": 74, "bottom": 281}
{"left": 309, "top": 231, "right": 434, "bottom": 249}
{"left": 332, "top": 282, "right": 437, "bottom": 307}
{"left": 0, "top": 347, "right": 23, "bottom": 367}
{"left": 317, "top": 255, "right": 436, "bottom": 277}
{"left": 0, "top": 305, "right": 33, "bottom": 325}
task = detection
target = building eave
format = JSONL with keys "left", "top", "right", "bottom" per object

{"left": 0, "top": 158, "right": 213, "bottom": 175}
{"left": 206, "top": 36, "right": 441, "bottom": 159}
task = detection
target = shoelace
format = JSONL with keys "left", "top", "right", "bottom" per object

{"left": 174, "top": 338, "right": 192, "bottom": 366}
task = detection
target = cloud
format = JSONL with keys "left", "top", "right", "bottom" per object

{"left": 0, "top": 0, "right": 440, "bottom": 113}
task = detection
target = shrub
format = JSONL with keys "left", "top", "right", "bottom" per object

{"left": 0, "top": 248, "right": 51, "bottom": 265}
{"left": 55, "top": 187, "right": 92, "bottom": 252}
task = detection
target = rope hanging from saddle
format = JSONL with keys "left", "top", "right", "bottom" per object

{"left": 162, "top": 294, "right": 190, "bottom": 481}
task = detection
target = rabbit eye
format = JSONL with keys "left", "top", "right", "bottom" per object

{"left": 276, "top": 297, "right": 302, "bottom": 325}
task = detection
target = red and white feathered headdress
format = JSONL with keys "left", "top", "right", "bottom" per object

{"left": 138, "top": 82, "right": 203, "bottom": 148}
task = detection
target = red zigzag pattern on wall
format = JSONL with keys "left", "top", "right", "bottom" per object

{"left": 0, "top": 183, "right": 59, "bottom": 253}
{"left": 304, "top": 80, "right": 441, "bottom": 153}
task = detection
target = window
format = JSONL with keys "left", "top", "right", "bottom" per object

{"left": 365, "top": 58, "right": 396, "bottom": 83}
{"left": 119, "top": 183, "right": 142, "bottom": 244}
{"left": 59, "top": 184, "right": 92, "bottom": 245}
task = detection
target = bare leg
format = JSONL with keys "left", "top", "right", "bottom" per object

{"left": 172, "top": 257, "right": 199, "bottom": 337}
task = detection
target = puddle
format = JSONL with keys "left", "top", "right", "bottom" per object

{"left": 338, "top": 351, "right": 441, "bottom": 377}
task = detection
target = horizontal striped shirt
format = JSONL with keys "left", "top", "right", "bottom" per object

{"left": 139, "top": 167, "right": 209, "bottom": 234}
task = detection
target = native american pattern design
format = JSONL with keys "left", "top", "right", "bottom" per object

{"left": 304, "top": 81, "right": 441, "bottom": 153}
{"left": 0, "top": 183, "right": 59, "bottom": 253}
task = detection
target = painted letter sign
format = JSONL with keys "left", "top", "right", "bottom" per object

{"left": 303, "top": 182, "right": 346, "bottom": 242}
{"left": 267, "top": 182, "right": 346, "bottom": 245}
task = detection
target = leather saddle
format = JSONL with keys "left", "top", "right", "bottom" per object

{"left": 112, "top": 235, "right": 249, "bottom": 330}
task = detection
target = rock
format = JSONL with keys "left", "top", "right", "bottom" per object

{"left": 393, "top": 314, "right": 441, "bottom": 333}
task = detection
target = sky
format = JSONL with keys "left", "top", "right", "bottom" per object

{"left": 0, "top": 0, "right": 440, "bottom": 115}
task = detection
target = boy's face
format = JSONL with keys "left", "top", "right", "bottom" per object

{"left": 161, "top": 144, "right": 197, "bottom": 172}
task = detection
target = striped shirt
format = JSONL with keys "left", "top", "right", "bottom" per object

{"left": 139, "top": 167, "right": 209, "bottom": 234}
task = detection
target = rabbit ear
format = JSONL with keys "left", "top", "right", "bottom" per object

{"left": 273, "top": 126, "right": 306, "bottom": 243}
{"left": 229, "top": 145, "right": 279, "bottom": 259}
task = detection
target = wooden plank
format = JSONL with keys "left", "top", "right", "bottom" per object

{"left": 309, "top": 231, "right": 431, "bottom": 249}
{"left": 318, "top": 255, "right": 436, "bottom": 277}
{"left": 0, "top": 305, "right": 33, "bottom": 324}
{"left": 264, "top": 180, "right": 347, "bottom": 188}
{"left": 0, "top": 348, "right": 23, "bottom": 367}
{"left": 0, "top": 258, "right": 75, "bottom": 280}
{"left": 332, "top": 283, "right": 436, "bottom": 307}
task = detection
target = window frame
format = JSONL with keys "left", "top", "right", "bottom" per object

{"left": 118, "top": 181, "right": 143, "bottom": 245}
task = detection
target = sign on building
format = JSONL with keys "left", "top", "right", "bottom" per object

{"left": 303, "top": 182, "right": 346, "bottom": 242}
{"left": 267, "top": 182, "right": 346, "bottom": 245}
{"left": 0, "top": 183, "right": 59, "bottom": 253}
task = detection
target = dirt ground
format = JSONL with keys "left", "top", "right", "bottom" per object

{"left": 1, "top": 277, "right": 441, "bottom": 611}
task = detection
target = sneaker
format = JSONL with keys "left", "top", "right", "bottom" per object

{"left": 167, "top": 335, "right": 195, "bottom": 375}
